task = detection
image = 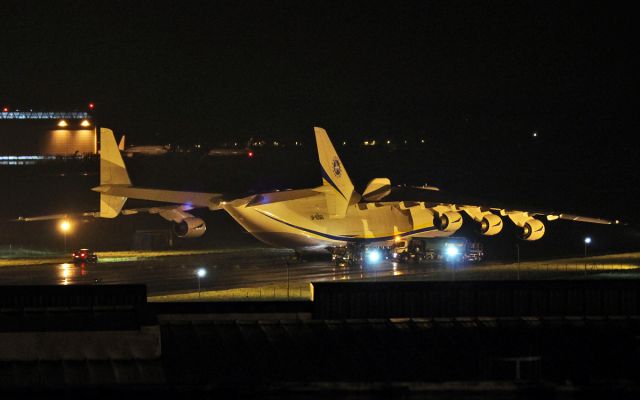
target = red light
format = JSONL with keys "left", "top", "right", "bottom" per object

{"left": 88, "top": 103, "right": 95, "bottom": 110}
{"left": 2, "top": 107, "right": 7, "bottom": 112}
{"left": 248, "top": 151, "right": 254, "bottom": 157}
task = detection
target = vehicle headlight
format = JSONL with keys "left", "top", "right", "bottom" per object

{"left": 367, "top": 249, "right": 382, "bottom": 263}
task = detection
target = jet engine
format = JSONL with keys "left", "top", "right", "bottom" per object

{"left": 174, "top": 217, "right": 207, "bottom": 238}
{"left": 480, "top": 213, "right": 503, "bottom": 236}
{"left": 521, "top": 218, "right": 545, "bottom": 241}
{"left": 435, "top": 211, "right": 463, "bottom": 232}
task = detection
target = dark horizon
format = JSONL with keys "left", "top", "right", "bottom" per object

{"left": 1, "top": 2, "right": 633, "bottom": 136}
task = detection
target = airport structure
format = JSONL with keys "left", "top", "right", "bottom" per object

{"left": 2, "top": 280, "right": 640, "bottom": 395}
{"left": 0, "top": 110, "right": 96, "bottom": 164}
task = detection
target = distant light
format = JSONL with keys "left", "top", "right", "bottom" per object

{"left": 421, "top": 139, "right": 425, "bottom": 144}
{"left": 445, "top": 246, "right": 459, "bottom": 257}
{"left": 80, "top": 119, "right": 91, "bottom": 127}
{"left": 248, "top": 151, "right": 254, "bottom": 157}
{"left": 57, "top": 120, "right": 68, "bottom": 127}
{"left": 386, "top": 140, "right": 391, "bottom": 144}
{"left": 197, "top": 268, "right": 207, "bottom": 278}
{"left": 59, "top": 220, "right": 72, "bottom": 233}
{"left": 532, "top": 131, "right": 538, "bottom": 138}
{"left": 363, "top": 141, "right": 369, "bottom": 146}
{"left": 584, "top": 237, "right": 592, "bottom": 244}
{"left": 2, "top": 107, "right": 7, "bottom": 112}
{"left": 366, "top": 249, "right": 381, "bottom": 263}
{"left": 342, "top": 141, "right": 346, "bottom": 146}
{"left": 88, "top": 103, "right": 95, "bottom": 110}
{"left": 394, "top": 236, "right": 401, "bottom": 242}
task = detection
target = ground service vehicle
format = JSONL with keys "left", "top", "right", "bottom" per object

{"left": 331, "top": 244, "right": 392, "bottom": 266}
{"left": 72, "top": 248, "right": 98, "bottom": 263}
{"left": 393, "top": 237, "right": 483, "bottom": 263}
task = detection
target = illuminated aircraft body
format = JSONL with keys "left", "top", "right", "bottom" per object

{"left": 22, "top": 127, "right": 618, "bottom": 255}
{"left": 207, "top": 138, "right": 253, "bottom": 157}
{"left": 117, "top": 135, "right": 170, "bottom": 157}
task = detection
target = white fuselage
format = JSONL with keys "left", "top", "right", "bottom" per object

{"left": 124, "top": 146, "right": 169, "bottom": 156}
{"left": 223, "top": 188, "right": 452, "bottom": 251}
{"left": 207, "top": 148, "right": 249, "bottom": 156}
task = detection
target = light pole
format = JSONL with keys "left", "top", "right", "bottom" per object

{"left": 584, "top": 237, "right": 591, "bottom": 258}
{"left": 583, "top": 237, "right": 591, "bottom": 276}
{"left": 58, "top": 220, "right": 72, "bottom": 253}
{"left": 196, "top": 268, "right": 207, "bottom": 298}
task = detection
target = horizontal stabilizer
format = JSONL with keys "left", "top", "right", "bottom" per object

{"left": 100, "top": 194, "right": 127, "bottom": 218}
{"left": 362, "top": 178, "right": 392, "bottom": 201}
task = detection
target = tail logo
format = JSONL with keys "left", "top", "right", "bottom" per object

{"left": 332, "top": 157, "right": 342, "bottom": 177}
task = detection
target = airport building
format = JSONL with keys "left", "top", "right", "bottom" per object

{"left": 0, "top": 110, "right": 96, "bottom": 164}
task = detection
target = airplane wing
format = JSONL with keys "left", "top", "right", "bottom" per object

{"left": 14, "top": 203, "right": 206, "bottom": 223}
{"left": 379, "top": 185, "right": 621, "bottom": 226}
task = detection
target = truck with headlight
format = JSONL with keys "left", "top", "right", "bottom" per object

{"left": 392, "top": 237, "right": 483, "bottom": 263}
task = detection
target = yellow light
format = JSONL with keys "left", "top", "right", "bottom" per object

{"left": 60, "top": 263, "right": 72, "bottom": 285}
{"left": 59, "top": 220, "right": 72, "bottom": 233}
{"left": 57, "top": 120, "right": 68, "bottom": 127}
{"left": 80, "top": 119, "right": 91, "bottom": 127}
{"left": 394, "top": 236, "right": 401, "bottom": 242}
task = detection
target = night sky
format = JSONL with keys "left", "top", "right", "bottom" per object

{"left": 1, "top": 1, "right": 638, "bottom": 223}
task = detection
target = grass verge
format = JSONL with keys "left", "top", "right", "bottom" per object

{"left": 149, "top": 283, "right": 312, "bottom": 302}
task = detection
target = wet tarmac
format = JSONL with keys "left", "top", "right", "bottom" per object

{"left": 1, "top": 247, "right": 639, "bottom": 296}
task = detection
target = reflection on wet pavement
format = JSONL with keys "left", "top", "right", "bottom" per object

{"left": 2, "top": 248, "right": 639, "bottom": 296}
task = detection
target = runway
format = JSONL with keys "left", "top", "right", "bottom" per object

{"left": 1, "top": 247, "right": 639, "bottom": 297}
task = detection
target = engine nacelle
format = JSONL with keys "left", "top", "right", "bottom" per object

{"left": 480, "top": 213, "right": 503, "bottom": 236}
{"left": 435, "top": 211, "right": 463, "bottom": 232}
{"left": 521, "top": 218, "right": 545, "bottom": 241}
{"left": 174, "top": 217, "right": 207, "bottom": 238}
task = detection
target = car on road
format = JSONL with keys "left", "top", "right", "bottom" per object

{"left": 72, "top": 248, "right": 98, "bottom": 263}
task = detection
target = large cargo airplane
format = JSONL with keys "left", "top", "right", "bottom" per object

{"left": 20, "top": 127, "right": 618, "bottom": 257}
